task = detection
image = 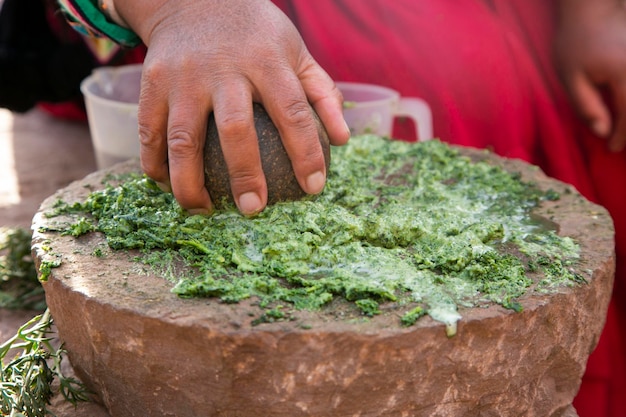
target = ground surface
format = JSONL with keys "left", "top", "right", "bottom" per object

{"left": 0, "top": 107, "right": 95, "bottom": 342}
{"left": 0, "top": 108, "right": 110, "bottom": 415}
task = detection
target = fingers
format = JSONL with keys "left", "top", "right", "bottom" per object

{"left": 608, "top": 79, "right": 626, "bottom": 152}
{"left": 259, "top": 70, "right": 329, "bottom": 196}
{"left": 569, "top": 71, "right": 626, "bottom": 152}
{"left": 138, "top": 60, "right": 346, "bottom": 216}
{"left": 212, "top": 83, "right": 267, "bottom": 215}
{"left": 568, "top": 72, "right": 612, "bottom": 138}
{"left": 299, "top": 59, "right": 351, "bottom": 146}
{"left": 138, "top": 59, "right": 341, "bottom": 216}
{"left": 131, "top": 1, "right": 348, "bottom": 215}
{"left": 139, "top": 61, "right": 213, "bottom": 213}
{"left": 138, "top": 63, "right": 171, "bottom": 192}
{"left": 166, "top": 98, "right": 213, "bottom": 213}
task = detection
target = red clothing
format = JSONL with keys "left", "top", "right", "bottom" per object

{"left": 272, "top": 1, "right": 626, "bottom": 415}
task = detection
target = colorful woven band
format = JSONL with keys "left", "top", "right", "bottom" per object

{"left": 57, "top": 0, "right": 141, "bottom": 48}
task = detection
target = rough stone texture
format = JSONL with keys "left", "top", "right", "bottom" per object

{"left": 204, "top": 103, "right": 330, "bottom": 208}
{"left": 32, "top": 147, "right": 614, "bottom": 417}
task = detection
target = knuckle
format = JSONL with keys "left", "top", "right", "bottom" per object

{"left": 138, "top": 124, "right": 160, "bottom": 147}
{"left": 138, "top": 66, "right": 168, "bottom": 101}
{"left": 138, "top": 127, "right": 167, "bottom": 181}
{"left": 280, "top": 103, "right": 325, "bottom": 164}
{"left": 282, "top": 100, "right": 313, "bottom": 126}
{"left": 228, "top": 165, "right": 264, "bottom": 189}
{"left": 216, "top": 110, "right": 252, "bottom": 139}
{"left": 141, "top": 60, "right": 167, "bottom": 85}
{"left": 298, "top": 146, "right": 325, "bottom": 172}
{"left": 226, "top": 162, "right": 266, "bottom": 198}
{"left": 305, "top": 143, "right": 325, "bottom": 161}
{"left": 167, "top": 127, "right": 202, "bottom": 156}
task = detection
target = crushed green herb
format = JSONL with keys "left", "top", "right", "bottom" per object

{"left": 49, "top": 136, "right": 582, "bottom": 329}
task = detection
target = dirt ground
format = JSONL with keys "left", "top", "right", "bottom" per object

{"left": 1, "top": 106, "right": 96, "bottom": 340}
{"left": 0, "top": 107, "right": 110, "bottom": 415}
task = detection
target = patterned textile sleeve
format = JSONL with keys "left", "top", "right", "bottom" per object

{"left": 56, "top": 0, "right": 141, "bottom": 47}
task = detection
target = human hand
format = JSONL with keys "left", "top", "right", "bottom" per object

{"left": 115, "top": 0, "right": 350, "bottom": 215}
{"left": 555, "top": 0, "right": 626, "bottom": 152}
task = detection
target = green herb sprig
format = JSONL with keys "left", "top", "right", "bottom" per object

{"left": 0, "top": 309, "right": 90, "bottom": 417}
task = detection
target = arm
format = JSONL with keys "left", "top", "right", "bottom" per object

{"left": 555, "top": 0, "right": 626, "bottom": 151}
{"left": 113, "top": 0, "right": 350, "bottom": 215}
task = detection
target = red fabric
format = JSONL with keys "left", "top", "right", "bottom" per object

{"left": 37, "top": 99, "right": 88, "bottom": 121}
{"left": 272, "top": 1, "right": 626, "bottom": 415}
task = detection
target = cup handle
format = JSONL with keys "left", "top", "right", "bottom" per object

{"left": 395, "top": 98, "right": 433, "bottom": 141}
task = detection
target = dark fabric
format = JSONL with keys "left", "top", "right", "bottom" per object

{"left": 0, "top": 0, "right": 96, "bottom": 112}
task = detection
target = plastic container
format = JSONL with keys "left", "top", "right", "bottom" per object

{"left": 336, "top": 82, "right": 433, "bottom": 141}
{"left": 81, "top": 71, "right": 433, "bottom": 169}
{"left": 80, "top": 64, "right": 142, "bottom": 169}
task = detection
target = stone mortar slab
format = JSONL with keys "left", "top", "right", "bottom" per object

{"left": 32, "top": 147, "right": 614, "bottom": 417}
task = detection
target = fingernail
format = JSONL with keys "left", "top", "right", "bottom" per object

{"left": 344, "top": 120, "right": 352, "bottom": 137}
{"left": 306, "top": 171, "right": 326, "bottom": 194}
{"left": 156, "top": 181, "right": 172, "bottom": 193}
{"left": 187, "top": 208, "right": 211, "bottom": 216}
{"left": 238, "top": 192, "right": 263, "bottom": 215}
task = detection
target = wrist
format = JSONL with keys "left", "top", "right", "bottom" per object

{"left": 113, "top": 0, "right": 171, "bottom": 46}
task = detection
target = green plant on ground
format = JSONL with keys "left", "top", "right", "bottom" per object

{"left": 0, "top": 309, "right": 90, "bottom": 417}
{"left": 0, "top": 227, "right": 90, "bottom": 416}
{"left": 0, "top": 228, "right": 45, "bottom": 310}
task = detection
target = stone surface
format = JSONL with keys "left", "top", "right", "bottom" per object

{"left": 32, "top": 147, "right": 614, "bottom": 417}
{"left": 204, "top": 103, "right": 330, "bottom": 208}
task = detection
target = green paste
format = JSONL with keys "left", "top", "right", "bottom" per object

{"left": 51, "top": 136, "right": 582, "bottom": 330}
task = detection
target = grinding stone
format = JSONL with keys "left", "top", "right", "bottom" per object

{"left": 32, "top": 146, "right": 614, "bottom": 417}
{"left": 204, "top": 103, "right": 331, "bottom": 208}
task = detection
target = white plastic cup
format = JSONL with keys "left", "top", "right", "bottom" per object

{"left": 337, "top": 82, "right": 433, "bottom": 141}
{"left": 80, "top": 64, "right": 142, "bottom": 169}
